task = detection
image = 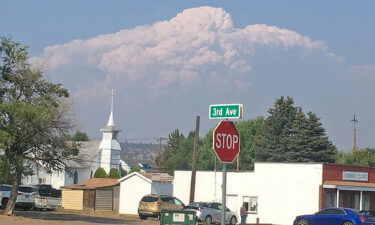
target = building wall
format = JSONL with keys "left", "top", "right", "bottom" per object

{"left": 119, "top": 175, "right": 151, "bottom": 214}
{"left": 62, "top": 189, "right": 83, "bottom": 210}
{"left": 173, "top": 163, "right": 324, "bottom": 225}
{"left": 151, "top": 182, "right": 173, "bottom": 195}
{"left": 254, "top": 163, "right": 323, "bottom": 225}
{"left": 323, "top": 164, "right": 375, "bottom": 182}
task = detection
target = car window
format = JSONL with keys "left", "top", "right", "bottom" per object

{"left": 316, "top": 209, "right": 345, "bottom": 215}
{"left": 331, "top": 209, "right": 346, "bottom": 215}
{"left": 173, "top": 198, "right": 183, "bottom": 206}
{"left": 161, "top": 197, "right": 174, "bottom": 203}
{"left": 141, "top": 196, "right": 158, "bottom": 202}
{"left": 0, "top": 185, "right": 12, "bottom": 191}
{"left": 316, "top": 209, "right": 333, "bottom": 215}
{"left": 19, "top": 187, "right": 33, "bottom": 193}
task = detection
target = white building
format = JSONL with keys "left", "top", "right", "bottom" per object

{"left": 174, "top": 162, "right": 375, "bottom": 225}
{"left": 118, "top": 172, "right": 173, "bottom": 215}
{"left": 22, "top": 92, "right": 123, "bottom": 189}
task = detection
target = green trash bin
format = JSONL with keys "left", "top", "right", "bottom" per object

{"left": 160, "top": 209, "right": 196, "bottom": 225}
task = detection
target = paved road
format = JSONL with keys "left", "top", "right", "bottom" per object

{"left": 0, "top": 210, "right": 159, "bottom": 225}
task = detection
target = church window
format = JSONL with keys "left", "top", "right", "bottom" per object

{"left": 73, "top": 170, "right": 78, "bottom": 184}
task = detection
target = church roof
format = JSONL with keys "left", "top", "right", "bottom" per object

{"left": 61, "top": 178, "right": 118, "bottom": 190}
{"left": 65, "top": 141, "right": 101, "bottom": 168}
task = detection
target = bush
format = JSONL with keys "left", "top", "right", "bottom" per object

{"left": 108, "top": 168, "right": 121, "bottom": 179}
{"left": 93, "top": 167, "right": 107, "bottom": 178}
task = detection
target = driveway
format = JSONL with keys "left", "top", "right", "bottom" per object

{"left": 0, "top": 210, "right": 159, "bottom": 225}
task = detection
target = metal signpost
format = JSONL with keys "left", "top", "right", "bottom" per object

{"left": 211, "top": 107, "right": 241, "bottom": 225}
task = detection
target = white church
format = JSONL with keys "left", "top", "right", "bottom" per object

{"left": 22, "top": 92, "right": 153, "bottom": 189}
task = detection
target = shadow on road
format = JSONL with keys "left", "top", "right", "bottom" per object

{"left": 12, "top": 210, "right": 140, "bottom": 224}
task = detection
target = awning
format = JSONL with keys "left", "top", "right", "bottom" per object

{"left": 323, "top": 180, "right": 375, "bottom": 191}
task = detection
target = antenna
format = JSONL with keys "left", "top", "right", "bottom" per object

{"left": 350, "top": 114, "right": 359, "bottom": 152}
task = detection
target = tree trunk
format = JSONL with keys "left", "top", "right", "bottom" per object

{"left": 4, "top": 173, "right": 21, "bottom": 216}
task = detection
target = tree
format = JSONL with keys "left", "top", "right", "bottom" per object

{"left": 93, "top": 167, "right": 107, "bottom": 178}
{"left": 0, "top": 38, "right": 79, "bottom": 215}
{"left": 67, "top": 131, "right": 90, "bottom": 141}
{"left": 336, "top": 148, "right": 375, "bottom": 166}
{"left": 108, "top": 168, "right": 121, "bottom": 179}
{"left": 254, "top": 96, "right": 297, "bottom": 161}
{"left": 129, "top": 167, "right": 141, "bottom": 174}
{"left": 254, "top": 96, "right": 337, "bottom": 163}
{"left": 196, "top": 117, "right": 265, "bottom": 171}
{"left": 156, "top": 129, "right": 185, "bottom": 174}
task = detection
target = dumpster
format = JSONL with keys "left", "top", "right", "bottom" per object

{"left": 160, "top": 209, "right": 196, "bottom": 225}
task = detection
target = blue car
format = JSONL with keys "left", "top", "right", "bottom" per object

{"left": 294, "top": 208, "right": 375, "bottom": 225}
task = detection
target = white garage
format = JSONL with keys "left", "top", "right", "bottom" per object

{"left": 118, "top": 172, "right": 173, "bottom": 215}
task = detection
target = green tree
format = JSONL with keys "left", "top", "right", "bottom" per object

{"left": 156, "top": 129, "right": 185, "bottom": 174}
{"left": 0, "top": 155, "right": 12, "bottom": 184}
{"left": 108, "top": 168, "right": 121, "bottom": 179}
{"left": 0, "top": 38, "right": 79, "bottom": 215}
{"left": 254, "top": 96, "right": 336, "bottom": 163}
{"left": 93, "top": 167, "right": 107, "bottom": 178}
{"left": 254, "top": 96, "right": 297, "bottom": 161}
{"left": 68, "top": 131, "right": 90, "bottom": 141}
{"left": 197, "top": 117, "right": 265, "bottom": 171}
{"left": 336, "top": 148, "right": 375, "bottom": 166}
{"left": 129, "top": 167, "right": 141, "bottom": 174}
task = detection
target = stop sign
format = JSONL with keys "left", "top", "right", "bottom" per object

{"left": 213, "top": 120, "right": 240, "bottom": 163}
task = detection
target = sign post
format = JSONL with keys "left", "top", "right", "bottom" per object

{"left": 212, "top": 120, "right": 240, "bottom": 225}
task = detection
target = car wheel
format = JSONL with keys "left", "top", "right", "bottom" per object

{"left": 343, "top": 222, "right": 353, "bottom": 225}
{"left": 297, "top": 219, "right": 308, "bottom": 225}
{"left": 205, "top": 215, "right": 213, "bottom": 224}
{"left": 1, "top": 198, "right": 8, "bottom": 209}
{"left": 139, "top": 214, "right": 147, "bottom": 220}
{"left": 230, "top": 216, "right": 237, "bottom": 225}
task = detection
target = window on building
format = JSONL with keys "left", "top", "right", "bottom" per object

{"left": 325, "top": 192, "right": 337, "bottom": 208}
{"left": 73, "top": 170, "right": 78, "bottom": 184}
{"left": 38, "top": 178, "right": 46, "bottom": 184}
{"left": 243, "top": 196, "right": 258, "bottom": 212}
{"left": 363, "top": 194, "right": 371, "bottom": 211}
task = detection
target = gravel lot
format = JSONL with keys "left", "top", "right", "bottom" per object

{"left": 0, "top": 209, "right": 159, "bottom": 225}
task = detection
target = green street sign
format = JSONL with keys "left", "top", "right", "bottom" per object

{"left": 209, "top": 104, "right": 243, "bottom": 119}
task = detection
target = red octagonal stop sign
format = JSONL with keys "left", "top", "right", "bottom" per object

{"left": 213, "top": 120, "right": 240, "bottom": 163}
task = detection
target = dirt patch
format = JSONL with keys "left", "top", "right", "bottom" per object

{"left": 0, "top": 209, "right": 159, "bottom": 225}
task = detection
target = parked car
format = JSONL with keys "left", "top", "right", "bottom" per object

{"left": 138, "top": 194, "right": 185, "bottom": 219}
{"left": 32, "top": 184, "right": 62, "bottom": 210}
{"left": 294, "top": 208, "right": 375, "bottom": 225}
{"left": 184, "top": 202, "right": 237, "bottom": 225}
{"left": 0, "top": 184, "right": 36, "bottom": 210}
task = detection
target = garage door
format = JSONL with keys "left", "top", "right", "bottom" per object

{"left": 62, "top": 190, "right": 83, "bottom": 210}
{"left": 95, "top": 189, "right": 113, "bottom": 211}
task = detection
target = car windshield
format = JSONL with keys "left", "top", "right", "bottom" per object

{"left": 19, "top": 186, "right": 34, "bottom": 193}
{"left": 141, "top": 196, "right": 158, "bottom": 202}
{"left": 188, "top": 202, "right": 209, "bottom": 207}
{"left": 359, "top": 210, "right": 375, "bottom": 216}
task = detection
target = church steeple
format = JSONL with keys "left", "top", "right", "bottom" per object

{"left": 99, "top": 89, "right": 122, "bottom": 173}
{"left": 107, "top": 89, "right": 115, "bottom": 127}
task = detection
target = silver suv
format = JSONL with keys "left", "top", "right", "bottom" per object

{"left": 184, "top": 202, "right": 237, "bottom": 225}
{"left": 0, "top": 184, "right": 36, "bottom": 210}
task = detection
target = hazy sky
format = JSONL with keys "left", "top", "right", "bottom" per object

{"left": 1, "top": 1, "right": 375, "bottom": 150}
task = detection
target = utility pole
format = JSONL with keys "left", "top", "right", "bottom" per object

{"left": 157, "top": 137, "right": 167, "bottom": 172}
{"left": 350, "top": 114, "right": 359, "bottom": 152}
{"left": 189, "top": 116, "right": 200, "bottom": 203}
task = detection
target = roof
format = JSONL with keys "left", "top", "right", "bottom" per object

{"left": 143, "top": 173, "right": 173, "bottom": 182}
{"left": 64, "top": 141, "right": 101, "bottom": 168}
{"left": 324, "top": 180, "right": 375, "bottom": 188}
{"left": 61, "top": 178, "right": 118, "bottom": 190}
{"left": 118, "top": 172, "right": 173, "bottom": 183}
{"left": 120, "top": 158, "right": 158, "bottom": 172}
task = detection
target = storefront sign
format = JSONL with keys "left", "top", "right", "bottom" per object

{"left": 342, "top": 171, "right": 368, "bottom": 181}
